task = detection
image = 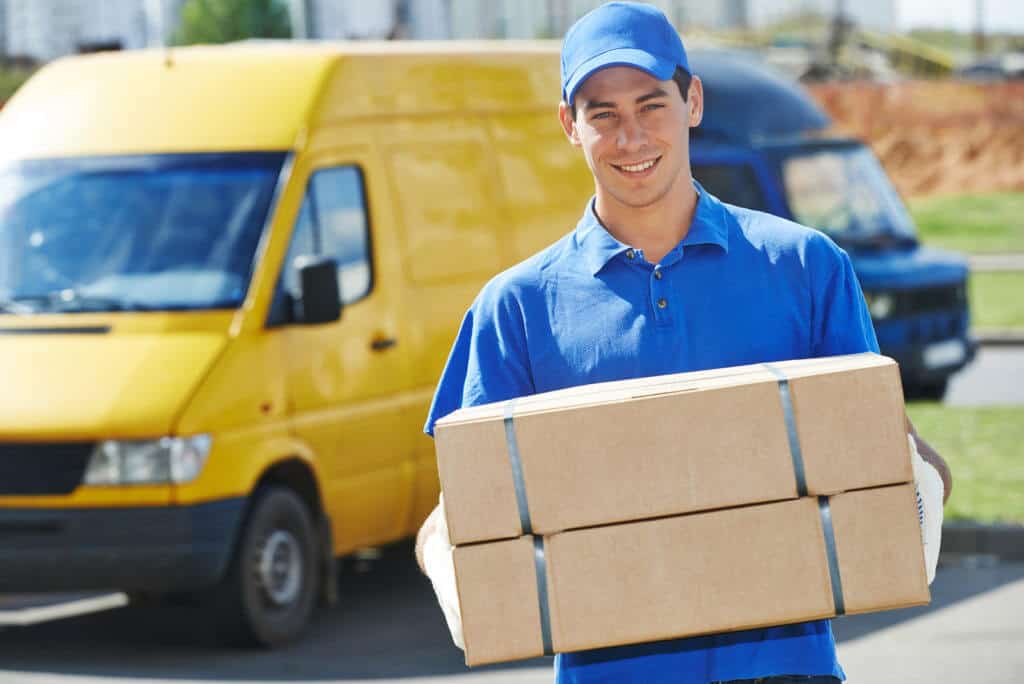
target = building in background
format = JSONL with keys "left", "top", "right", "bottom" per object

{"left": 0, "top": 0, "right": 896, "bottom": 63}
{"left": 748, "top": 0, "right": 896, "bottom": 33}
{"left": 401, "top": 0, "right": 892, "bottom": 40}
{"left": 2, "top": 0, "right": 185, "bottom": 62}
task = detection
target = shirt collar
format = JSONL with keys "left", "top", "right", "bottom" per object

{"left": 574, "top": 180, "right": 731, "bottom": 276}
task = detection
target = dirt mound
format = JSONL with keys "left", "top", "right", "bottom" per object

{"left": 808, "top": 81, "right": 1024, "bottom": 198}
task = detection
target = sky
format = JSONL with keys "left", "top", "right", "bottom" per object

{"left": 897, "top": 0, "right": 1024, "bottom": 32}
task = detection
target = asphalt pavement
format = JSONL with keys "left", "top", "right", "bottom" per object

{"left": 945, "top": 346, "right": 1024, "bottom": 406}
{"left": 0, "top": 543, "right": 1021, "bottom": 684}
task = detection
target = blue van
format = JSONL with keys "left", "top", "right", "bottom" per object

{"left": 689, "top": 50, "right": 976, "bottom": 399}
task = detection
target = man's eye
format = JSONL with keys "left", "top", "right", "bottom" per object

{"left": 642, "top": 103, "right": 665, "bottom": 112}
{"left": 591, "top": 111, "right": 614, "bottom": 121}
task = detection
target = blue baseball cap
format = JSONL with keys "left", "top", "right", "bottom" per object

{"left": 561, "top": 2, "right": 690, "bottom": 107}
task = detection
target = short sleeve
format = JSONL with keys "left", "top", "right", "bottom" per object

{"left": 812, "top": 246, "right": 880, "bottom": 357}
{"left": 423, "top": 284, "right": 536, "bottom": 436}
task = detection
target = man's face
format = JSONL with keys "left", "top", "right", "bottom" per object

{"left": 559, "top": 66, "right": 703, "bottom": 211}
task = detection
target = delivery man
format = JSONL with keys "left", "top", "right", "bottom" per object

{"left": 417, "top": 3, "right": 952, "bottom": 682}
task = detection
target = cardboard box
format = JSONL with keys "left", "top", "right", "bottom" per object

{"left": 455, "top": 484, "right": 930, "bottom": 666}
{"left": 435, "top": 353, "right": 910, "bottom": 546}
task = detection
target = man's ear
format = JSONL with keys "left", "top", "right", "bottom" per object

{"left": 558, "top": 101, "right": 582, "bottom": 147}
{"left": 687, "top": 75, "right": 704, "bottom": 129}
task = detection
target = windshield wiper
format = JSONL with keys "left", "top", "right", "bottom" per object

{"left": 4, "top": 289, "right": 158, "bottom": 313}
{"left": 46, "top": 290, "right": 163, "bottom": 312}
{"left": 2, "top": 291, "right": 223, "bottom": 313}
{"left": 0, "top": 295, "right": 51, "bottom": 314}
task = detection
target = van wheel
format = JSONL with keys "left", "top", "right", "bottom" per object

{"left": 212, "top": 486, "right": 321, "bottom": 647}
{"left": 905, "top": 378, "right": 949, "bottom": 402}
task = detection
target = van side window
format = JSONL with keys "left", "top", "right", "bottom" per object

{"left": 281, "top": 166, "right": 372, "bottom": 309}
{"left": 691, "top": 164, "right": 768, "bottom": 212}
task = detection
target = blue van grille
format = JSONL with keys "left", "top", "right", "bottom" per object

{"left": 0, "top": 443, "right": 93, "bottom": 495}
{"left": 895, "top": 284, "right": 966, "bottom": 316}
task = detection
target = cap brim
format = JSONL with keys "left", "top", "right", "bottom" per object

{"left": 564, "top": 47, "right": 677, "bottom": 107}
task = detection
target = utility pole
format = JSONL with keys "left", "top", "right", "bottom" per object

{"left": 973, "top": 0, "right": 986, "bottom": 56}
{"left": 287, "top": 0, "right": 313, "bottom": 39}
{"left": 827, "top": 0, "right": 851, "bottom": 71}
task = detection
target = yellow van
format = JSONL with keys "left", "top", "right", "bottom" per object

{"left": 0, "top": 41, "right": 591, "bottom": 645}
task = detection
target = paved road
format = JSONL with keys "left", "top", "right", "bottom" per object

{"left": 945, "top": 346, "right": 1024, "bottom": 406}
{"left": 0, "top": 543, "right": 1021, "bottom": 684}
{"left": 836, "top": 560, "right": 1024, "bottom": 683}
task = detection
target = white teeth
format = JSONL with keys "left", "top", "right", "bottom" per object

{"left": 620, "top": 158, "right": 657, "bottom": 172}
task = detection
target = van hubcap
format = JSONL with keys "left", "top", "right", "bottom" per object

{"left": 256, "top": 530, "right": 303, "bottom": 606}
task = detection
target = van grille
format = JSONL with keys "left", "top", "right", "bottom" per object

{"left": 895, "top": 284, "right": 966, "bottom": 315}
{"left": 0, "top": 443, "right": 94, "bottom": 495}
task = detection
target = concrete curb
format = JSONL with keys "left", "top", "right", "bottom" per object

{"left": 968, "top": 254, "right": 1024, "bottom": 272}
{"left": 940, "top": 522, "right": 1024, "bottom": 561}
{"left": 975, "top": 330, "right": 1024, "bottom": 346}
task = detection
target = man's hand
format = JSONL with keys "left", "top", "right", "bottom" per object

{"left": 415, "top": 498, "right": 466, "bottom": 650}
{"left": 415, "top": 502, "right": 444, "bottom": 574}
{"left": 906, "top": 413, "right": 952, "bottom": 504}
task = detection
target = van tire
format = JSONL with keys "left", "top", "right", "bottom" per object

{"left": 905, "top": 378, "right": 949, "bottom": 401}
{"left": 211, "top": 485, "right": 321, "bottom": 648}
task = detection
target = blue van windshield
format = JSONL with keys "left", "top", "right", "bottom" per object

{"left": 780, "top": 145, "right": 917, "bottom": 247}
{"left": 0, "top": 152, "right": 285, "bottom": 313}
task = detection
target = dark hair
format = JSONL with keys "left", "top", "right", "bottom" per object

{"left": 569, "top": 66, "right": 692, "bottom": 119}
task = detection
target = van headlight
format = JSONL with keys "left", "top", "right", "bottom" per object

{"left": 84, "top": 435, "right": 212, "bottom": 485}
{"left": 864, "top": 291, "right": 895, "bottom": 320}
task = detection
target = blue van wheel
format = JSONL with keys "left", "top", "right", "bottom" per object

{"left": 904, "top": 378, "right": 950, "bottom": 402}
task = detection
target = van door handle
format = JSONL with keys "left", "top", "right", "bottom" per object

{"left": 371, "top": 336, "right": 398, "bottom": 352}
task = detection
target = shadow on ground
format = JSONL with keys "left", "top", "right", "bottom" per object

{"left": 833, "top": 556, "right": 1023, "bottom": 643}
{"left": 0, "top": 540, "right": 548, "bottom": 680}
{"left": 0, "top": 542, "right": 1020, "bottom": 681}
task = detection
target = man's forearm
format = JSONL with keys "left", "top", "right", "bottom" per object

{"left": 906, "top": 414, "right": 953, "bottom": 503}
{"left": 415, "top": 502, "right": 443, "bottom": 573}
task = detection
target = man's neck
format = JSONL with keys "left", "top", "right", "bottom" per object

{"left": 593, "top": 178, "right": 699, "bottom": 265}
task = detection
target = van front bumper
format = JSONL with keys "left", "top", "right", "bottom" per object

{"left": 0, "top": 497, "right": 246, "bottom": 593}
{"left": 890, "top": 334, "right": 978, "bottom": 385}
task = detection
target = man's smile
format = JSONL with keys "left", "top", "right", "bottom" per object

{"left": 611, "top": 155, "right": 662, "bottom": 176}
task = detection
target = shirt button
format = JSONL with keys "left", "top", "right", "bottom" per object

{"left": 625, "top": 249, "right": 636, "bottom": 260}
{"left": 657, "top": 298, "right": 668, "bottom": 309}
{"left": 654, "top": 270, "right": 663, "bottom": 280}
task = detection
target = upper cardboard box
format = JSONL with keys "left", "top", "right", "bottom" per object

{"left": 434, "top": 353, "right": 911, "bottom": 546}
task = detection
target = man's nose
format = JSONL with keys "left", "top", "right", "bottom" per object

{"left": 616, "top": 115, "right": 648, "bottom": 152}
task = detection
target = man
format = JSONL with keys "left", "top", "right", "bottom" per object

{"left": 417, "top": 3, "right": 951, "bottom": 682}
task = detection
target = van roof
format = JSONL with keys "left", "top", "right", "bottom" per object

{"left": 0, "top": 41, "right": 563, "bottom": 160}
{"left": 689, "top": 49, "right": 831, "bottom": 144}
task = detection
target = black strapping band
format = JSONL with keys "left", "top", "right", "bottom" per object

{"left": 503, "top": 401, "right": 553, "bottom": 654}
{"left": 503, "top": 399, "right": 533, "bottom": 534}
{"left": 533, "top": 536, "right": 554, "bottom": 655}
{"left": 763, "top": 363, "right": 809, "bottom": 497}
{"left": 818, "top": 496, "right": 847, "bottom": 615}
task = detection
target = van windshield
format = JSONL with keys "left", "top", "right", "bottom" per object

{"left": 0, "top": 152, "right": 285, "bottom": 313}
{"left": 779, "top": 145, "right": 917, "bottom": 248}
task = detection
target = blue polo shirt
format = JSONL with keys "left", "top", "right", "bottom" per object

{"left": 425, "top": 182, "right": 879, "bottom": 683}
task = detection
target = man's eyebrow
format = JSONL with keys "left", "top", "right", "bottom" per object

{"left": 583, "top": 87, "right": 670, "bottom": 111}
{"left": 636, "top": 87, "right": 670, "bottom": 104}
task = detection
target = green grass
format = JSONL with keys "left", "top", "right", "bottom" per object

{"left": 0, "top": 66, "right": 33, "bottom": 102}
{"left": 910, "top": 192, "right": 1024, "bottom": 254}
{"left": 907, "top": 403, "right": 1024, "bottom": 524}
{"left": 971, "top": 271, "right": 1024, "bottom": 330}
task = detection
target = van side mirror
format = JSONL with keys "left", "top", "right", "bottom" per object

{"left": 295, "top": 256, "right": 342, "bottom": 325}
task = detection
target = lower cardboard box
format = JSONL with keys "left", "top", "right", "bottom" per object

{"left": 453, "top": 483, "right": 930, "bottom": 667}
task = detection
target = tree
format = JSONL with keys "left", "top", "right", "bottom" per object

{"left": 174, "top": 0, "right": 292, "bottom": 46}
